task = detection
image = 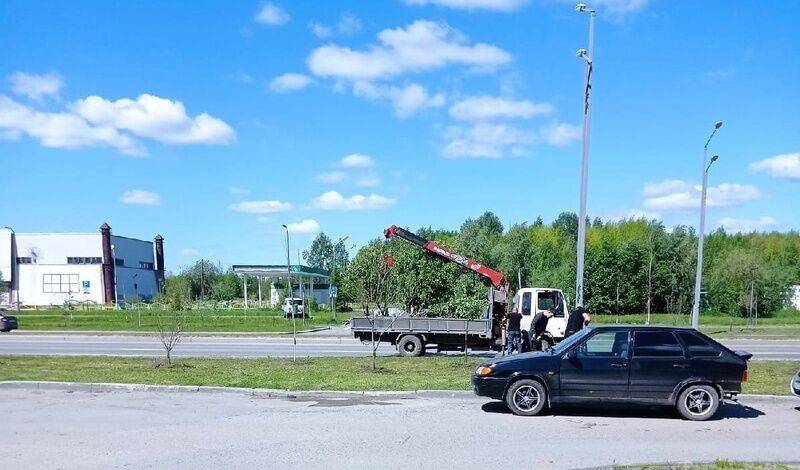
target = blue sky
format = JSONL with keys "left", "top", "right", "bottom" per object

{"left": 1, "top": 0, "right": 798, "bottom": 271}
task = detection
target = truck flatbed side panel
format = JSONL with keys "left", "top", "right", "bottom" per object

{"left": 350, "top": 316, "right": 492, "bottom": 337}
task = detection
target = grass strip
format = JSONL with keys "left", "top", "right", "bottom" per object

{"left": 0, "top": 356, "right": 796, "bottom": 395}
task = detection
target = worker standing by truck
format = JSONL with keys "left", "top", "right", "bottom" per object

{"left": 504, "top": 307, "right": 523, "bottom": 355}
{"left": 565, "top": 306, "right": 591, "bottom": 338}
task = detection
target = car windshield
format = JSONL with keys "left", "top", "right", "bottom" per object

{"left": 551, "top": 327, "right": 593, "bottom": 354}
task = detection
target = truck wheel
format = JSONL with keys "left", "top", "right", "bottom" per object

{"left": 505, "top": 379, "right": 547, "bottom": 417}
{"left": 676, "top": 384, "right": 719, "bottom": 421}
{"left": 397, "top": 335, "right": 424, "bottom": 357}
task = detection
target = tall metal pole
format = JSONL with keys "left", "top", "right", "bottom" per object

{"left": 575, "top": 3, "right": 595, "bottom": 308}
{"left": 283, "top": 224, "right": 296, "bottom": 362}
{"left": 691, "top": 122, "right": 722, "bottom": 329}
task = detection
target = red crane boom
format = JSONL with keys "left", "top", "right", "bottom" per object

{"left": 384, "top": 225, "right": 509, "bottom": 296}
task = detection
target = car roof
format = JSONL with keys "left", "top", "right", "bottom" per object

{"left": 590, "top": 324, "right": 696, "bottom": 332}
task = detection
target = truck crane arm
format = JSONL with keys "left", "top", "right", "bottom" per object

{"left": 384, "top": 225, "right": 509, "bottom": 296}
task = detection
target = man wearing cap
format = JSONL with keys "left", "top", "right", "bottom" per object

{"left": 565, "top": 306, "right": 591, "bottom": 338}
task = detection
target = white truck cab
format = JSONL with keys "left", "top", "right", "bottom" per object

{"left": 513, "top": 287, "right": 571, "bottom": 348}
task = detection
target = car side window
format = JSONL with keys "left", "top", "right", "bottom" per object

{"left": 676, "top": 331, "right": 722, "bottom": 358}
{"left": 576, "top": 331, "right": 629, "bottom": 358}
{"left": 632, "top": 331, "right": 685, "bottom": 358}
{"left": 521, "top": 292, "right": 532, "bottom": 316}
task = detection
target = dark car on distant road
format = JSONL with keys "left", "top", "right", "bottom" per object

{"left": 0, "top": 310, "right": 18, "bottom": 332}
{"left": 473, "top": 325, "right": 751, "bottom": 421}
{"left": 791, "top": 369, "right": 800, "bottom": 398}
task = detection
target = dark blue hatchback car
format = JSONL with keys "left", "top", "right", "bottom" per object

{"left": 472, "top": 325, "right": 751, "bottom": 421}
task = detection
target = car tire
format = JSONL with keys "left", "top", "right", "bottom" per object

{"left": 397, "top": 335, "right": 424, "bottom": 357}
{"left": 505, "top": 379, "right": 547, "bottom": 417}
{"left": 676, "top": 384, "right": 719, "bottom": 421}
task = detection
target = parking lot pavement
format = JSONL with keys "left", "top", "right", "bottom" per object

{"left": 5, "top": 388, "right": 800, "bottom": 469}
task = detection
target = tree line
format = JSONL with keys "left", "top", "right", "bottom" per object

{"left": 339, "top": 212, "right": 799, "bottom": 319}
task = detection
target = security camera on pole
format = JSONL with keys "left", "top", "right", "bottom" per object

{"left": 691, "top": 121, "right": 723, "bottom": 329}
{"left": 574, "top": 2, "right": 595, "bottom": 308}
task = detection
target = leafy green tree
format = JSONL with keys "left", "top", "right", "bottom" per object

{"left": 303, "top": 233, "right": 334, "bottom": 271}
{"left": 210, "top": 272, "right": 242, "bottom": 301}
{"left": 182, "top": 260, "right": 221, "bottom": 300}
{"left": 343, "top": 240, "right": 395, "bottom": 316}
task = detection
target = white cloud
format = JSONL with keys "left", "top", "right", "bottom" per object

{"left": 309, "top": 13, "right": 361, "bottom": 38}
{"left": 403, "top": 0, "right": 529, "bottom": 11}
{"left": 8, "top": 71, "right": 63, "bottom": 100}
{"left": 443, "top": 123, "right": 533, "bottom": 158}
{"left": 642, "top": 179, "right": 761, "bottom": 211}
{"left": 0, "top": 95, "right": 146, "bottom": 155}
{"left": 717, "top": 216, "right": 777, "bottom": 234}
{"left": 311, "top": 190, "right": 395, "bottom": 210}
{"left": 268, "top": 73, "right": 314, "bottom": 93}
{"left": 354, "top": 81, "right": 445, "bottom": 117}
{"left": 229, "top": 186, "right": 250, "bottom": 195}
{"left": 356, "top": 172, "right": 381, "bottom": 187}
{"left": 449, "top": 96, "right": 554, "bottom": 121}
{"left": 254, "top": 3, "right": 289, "bottom": 25}
{"left": 71, "top": 94, "right": 235, "bottom": 145}
{"left": 180, "top": 248, "right": 200, "bottom": 257}
{"left": 338, "top": 153, "right": 374, "bottom": 168}
{"left": 538, "top": 121, "right": 581, "bottom": 147}
{"left": 314, "top": 171, "right": 347, "bottom": 184}
{"left": 602, "top": 208, "right": 661, "bottom": 223}
{"left": 229, "top": 200, "right": 292, "bottom": 214}
{"left": 121, "top": 189, "right": 161, "bottom": 206}
{"left": 307, "top": 20, "right": 511, "bottom": 81}
{"left": 285, "top": 219, "right": 321, "bottom": 234}
{"left": 749, "top": 152, "right": 800, "bottom": 180}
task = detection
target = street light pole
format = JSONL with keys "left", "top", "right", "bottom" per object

{"left": 575, "top": 2, "right": 595, "bottom": 308}
{"left": 332, "top": 235, "right": 348, "bottom": 322}
{"left": 691, "top": 120, "right": 722, "bottom": 329}
{"left": 282, "top": 224, "right": 296, "bottom": 362}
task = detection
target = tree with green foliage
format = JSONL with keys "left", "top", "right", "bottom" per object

{"left": 303, "top": 233, "right": 334, "bottom": 271}
{"left": 210, "top": 272, "right": 242, "bottom": 301}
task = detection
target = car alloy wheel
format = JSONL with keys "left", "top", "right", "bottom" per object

{"left": 684, "top": 388, "right": 713, "bottom": 416}
{"left": 513, "top": 385, "right": 541, "bottom": 412}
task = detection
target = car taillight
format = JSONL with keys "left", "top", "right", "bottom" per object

{"left": 742, "top": 370, "right": 748, "bottom": 382}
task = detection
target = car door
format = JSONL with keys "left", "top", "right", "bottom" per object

{"left": 629, "top": 330, "right": 692, "bottom": 401}
{"left": 559, "top": 330, "right": 631, "bottom": 399}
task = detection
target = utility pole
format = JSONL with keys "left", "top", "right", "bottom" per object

{"left": 282, "top": 224, "right": 296, "bottom": 362}
{"left": 691, "top": 121, "right": 723, "bottom": 329}
{"left": 199, "top": 260, "right": 205, "bottom": 300}
{"left": 575, "top": 2, "right": 595, "bottom": 308}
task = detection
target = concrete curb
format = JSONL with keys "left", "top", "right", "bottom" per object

{"left": 0, "top": 380, "right": 481, "bottom": 399}
{"left": 1, "top": 381, "right": 795, "bottom": 402}
{"left": 11, "top": 328, "right": 347, "bottom": 338}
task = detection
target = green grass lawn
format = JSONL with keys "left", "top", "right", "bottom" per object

{"left": 13, "top": 308, "right": 355, "bottom": 333}
{"left": 0, "top": 355, "right": 795, "bottom": 394}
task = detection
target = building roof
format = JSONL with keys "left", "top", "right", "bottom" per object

{"left": 232, "top": 264, "right": 330, "bottom": 279}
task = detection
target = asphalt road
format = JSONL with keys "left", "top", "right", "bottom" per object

{"left": 4, "top": 388, "right": 800, "bottom": 469}
{"left": 1, "top": 333, "right": 799, "bottom": 360}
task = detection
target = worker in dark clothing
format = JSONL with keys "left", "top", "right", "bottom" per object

{"left": 530, "top": 309, "right": 554, "bottom": 350}
{"left": 504, "top": 308, "right": 523, "bottom": 355}
{"left": 565, "top": 306, "right": 591, "bottom": 338}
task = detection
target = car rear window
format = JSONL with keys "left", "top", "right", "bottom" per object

{"left": 676, "top": 331, "right": 722, "bottom": 357}
{"left": 633, "top": 331, "right": 684, "bottom": 357}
